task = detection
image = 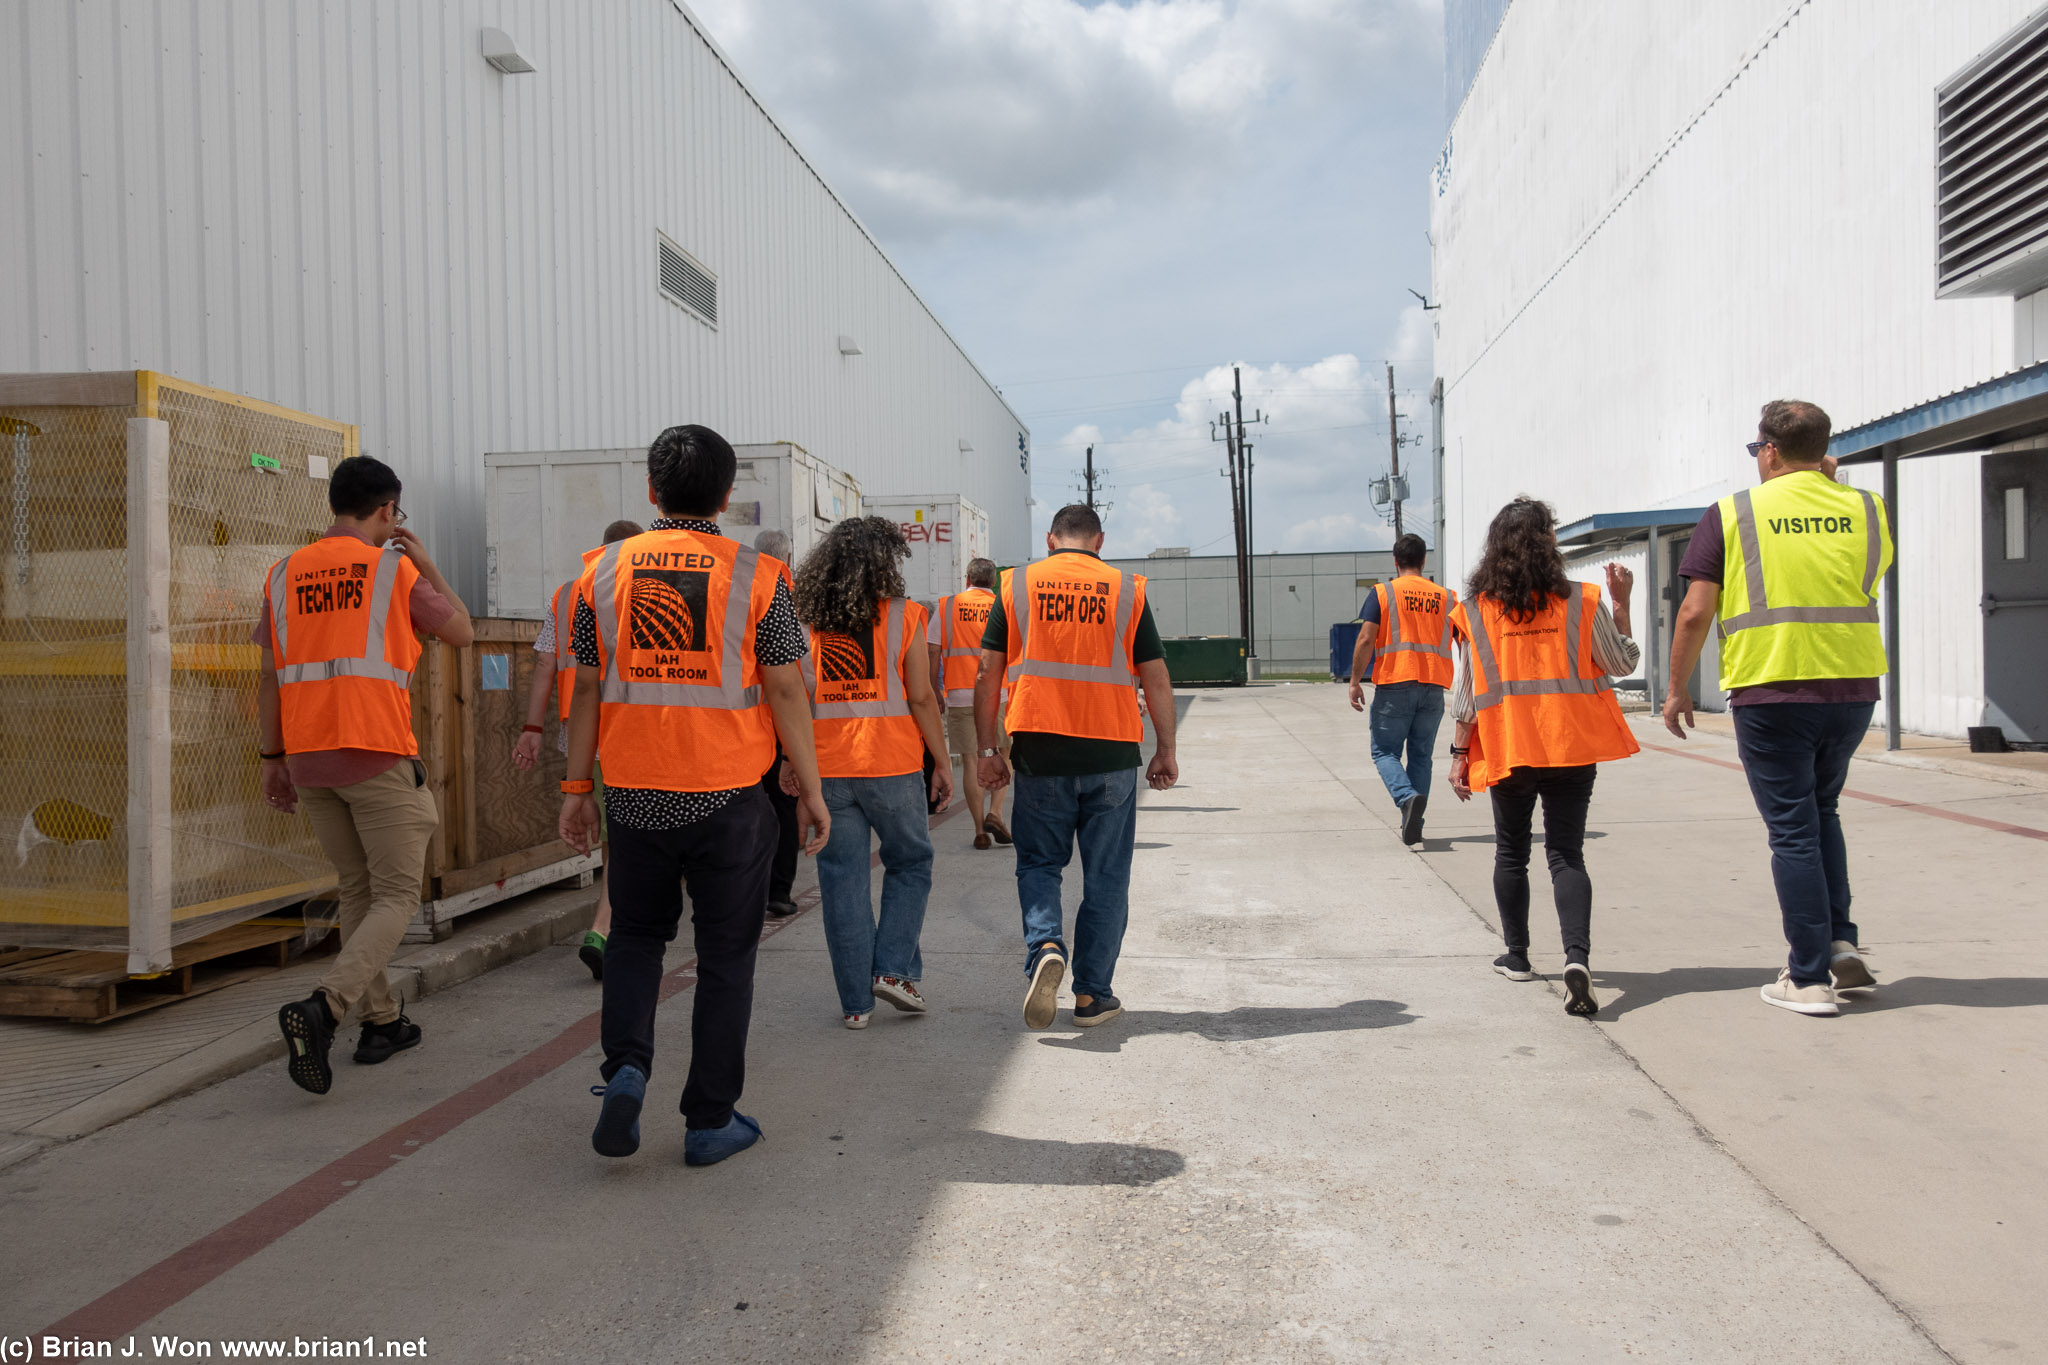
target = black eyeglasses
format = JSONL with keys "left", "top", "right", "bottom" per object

{"left": 389, "top": 502, "right": 408, "bottom": 524}
{"left": 1745, "top": 441, "right": 1772, "bottom": 459}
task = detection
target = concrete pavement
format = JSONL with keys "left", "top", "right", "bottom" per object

{"left": 3, "top": 686, "right": 2013, "bottom": 1361}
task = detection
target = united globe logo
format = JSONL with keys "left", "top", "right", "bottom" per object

{"left": 817, "top": 630, "right": 876, "bottom": 683}
{"left": 629, "top": 569, "right": 709, "bottom": 651}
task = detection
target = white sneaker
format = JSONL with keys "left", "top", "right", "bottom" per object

{"left": 843, "top": 1011, "right": 871, "bottom": 1030}
{"left": 873, "top": 975, "right": 927, "bottom": 1013}
{"left": 1829, "top": 941, "right": 1876, "bottom": 991}
{"left": 1761, "top": 969, "right": 1838, "bottom": 1017}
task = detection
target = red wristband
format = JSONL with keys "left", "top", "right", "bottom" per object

{"left": 522, "top": 724, "right": 544, "bottom": 734}
{"left": 560, "top": 779, "right": 595, "bottom": 795}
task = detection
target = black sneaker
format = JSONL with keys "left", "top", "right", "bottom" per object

{"left": 1493, "top": 952, "right": 1534, "bottom": 982}
{"left": 277, "top": 992, "right": 337, "bottom": 1094}
{"left": 577, "top": 930, "right": 606, "bottom": 981}
{"left": 1400, "top": 793, "right": 1428, "bottom": 846}
{"left": 1563, "top": 962, "right": 1599, "bottom": 1017}
{"left": 353, "top": 1013, "right": 422, "bottom": 1065}
{"left": 765, "top": 899, "right": 800, "bottom": 919}
{"left": 1072, "top": 994, "right": 1123, "bottom": 1028}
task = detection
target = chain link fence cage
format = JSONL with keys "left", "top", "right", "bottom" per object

{"left": 0, "top": 372, "right": 352, "bottom": 957}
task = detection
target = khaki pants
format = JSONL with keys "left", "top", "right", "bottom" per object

{"left": 944, "top": 707, "right": 1010, "bottom": 827}
{"left": 299, "top": 759, "right": 439, "bottom": 1025}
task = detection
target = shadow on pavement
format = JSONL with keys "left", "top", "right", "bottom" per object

{"left": 1037, "top": 999, "right": 1414, "bottom": 1053}
{"left": 1587, "top": 966, "right": 1778, "bottom": 1020}
{"left": 913, "top": 1132, "right": 1186, "bottom": 1185}
{"left": 1845, "top": 976, "right": 2048, "bottom": 1012}
{"left": 1418, "top": 830, "right": 1610, "bottom": 852}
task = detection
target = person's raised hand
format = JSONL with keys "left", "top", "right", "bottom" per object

{"left": 1820, "top": 454, "right": 1840, "bottom": 482}
{"left": 1347, "top": 679, "right": 1366, "bottom": 712}
{"left": 797, "top": 791, "right": 831, "bottom": 854}
{"left": 1662, "top": 688, "right": 1696, "bottom": 740}
{"left": 512, "top": 730, "right": 542, "bottom": 772}
{"left": 1604, "top": 561, "right": 1634, "bottom": 606}
{"left": 979, "top": 752, "right": 1012, "bottom": 794}
{"left": 559, "top": 793, "right": 599, "bottom": 854}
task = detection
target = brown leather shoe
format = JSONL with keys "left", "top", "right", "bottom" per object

{"left": 973, "top": 827, "right": 994, "bottom": 850}
{"left": 983, "top": 814, "right": 1012, "bottom": 846}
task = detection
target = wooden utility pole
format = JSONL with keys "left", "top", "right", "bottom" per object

{"left": 1386, "top": 362, "right": 1405, "bottom": 539}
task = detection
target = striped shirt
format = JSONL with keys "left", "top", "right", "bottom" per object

{"left": 1450, "top": 593, "right": 1641, "bottom": 724}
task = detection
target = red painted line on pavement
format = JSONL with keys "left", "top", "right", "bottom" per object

{"left": 44, "top": 799, "right": 970, "bottom": 1341}
{"left": 1639, "top": 739, "right": 2048, "bottom": 842}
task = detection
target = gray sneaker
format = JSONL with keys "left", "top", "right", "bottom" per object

{"left": 1829, "top": 941, "right": 1876, "bottom": 991}
{"left": 1762, "top": 969, "right": 1839, "bottom": 1017}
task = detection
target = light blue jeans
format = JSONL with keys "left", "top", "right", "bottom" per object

{"left": 816, "top": 772, "right": 932, "bottom": 1015}
{"left": 1012, "top": 767, "right": 1138, "bottom": 1001}
{"left": 1369, "top": 681, "right": 1446, "bottom": 807}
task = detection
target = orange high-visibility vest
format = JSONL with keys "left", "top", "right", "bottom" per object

{"left": 1371, "top": 576, "right": 1456, "bottom": 687}
{"left": 933, "top": 588, "right": 996, "bottom": 707}
{"left": 548, "top": 547, "right": 606, "bottom": 722}
{"left": 802, "top": 598, "right": 927, "bottom": 779}
{"left": 263, "top": 536, "right": 422, "bottom": 756}
{"left": 579, "top": 528, "right": 779, "bottom": 792}
{"left": 1450, "top": 581, "right": 1638, "bottom": 792}
{"left": 1001, "top": 556, "right": 1146, "bottom": 743}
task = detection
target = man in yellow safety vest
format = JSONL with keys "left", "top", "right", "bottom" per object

{"left": 1664, "top": 400, "right": 1894, "bottom": 1019}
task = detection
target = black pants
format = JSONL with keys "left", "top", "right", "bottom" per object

{"left": 601, "top": 788, "right": 776, "bottom": 1129}
{"left": 760, "top": 762, "right": 800, "bottom": 904}
{"left": 1489, "top": 764, "right": 1596, "bottom": 964}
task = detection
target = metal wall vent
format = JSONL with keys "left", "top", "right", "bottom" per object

{"left": 658, "top": 235, "right": 718, "bottom": 325}
{"left": 1937, "top": 9, "right": 2048, "bottom": 298}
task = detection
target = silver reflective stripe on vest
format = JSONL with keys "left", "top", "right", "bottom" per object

{"left": 1467, "top": 587, "right": 1611, "bottom": 712}
{"left": 1723, "top": 487, "right": 1884, "bottom": 634}
{"left": 594, "top": 538, "right": 764, "bottom": 708}
{"left": 553, "top": 581, "right": 577, "bottom": 676}
{"left": 1006, "top": 562, "right": 1137, "bottom": 689}
{"left": 1379, "top": 581, "right": 1452, "bottom": 659}
{"left": 274, "top": 546, "right": 406, "bottom": 685}
{"left": 804, "top": 599, "right": 914, "bottom": 719}
{"left": 276, "top": 655, "right": 414, "bottom": 688}
{"left": 266, "top": 557, "right": 291, "bottom": 655}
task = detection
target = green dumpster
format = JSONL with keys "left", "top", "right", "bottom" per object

{"left": 1162, "top": 636, "right": 1248, "bottom": 686}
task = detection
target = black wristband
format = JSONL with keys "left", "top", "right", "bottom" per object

{"left": 1449, "top": 745, "right": 1469, "bottom": 756}
{"left": 259, "top": 749, "right": 286, "bottom": 761}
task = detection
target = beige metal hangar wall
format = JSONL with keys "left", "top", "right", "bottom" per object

{"left": 0, "top": 0, "right": 1031, "bottom": 601}
{"left": 1430, "top": 0, "right": 2037, "bottom": 737}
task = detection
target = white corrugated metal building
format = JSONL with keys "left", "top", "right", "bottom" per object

{"left": 0, "top": 0, "right": 1031, "bottom": 600}
{"left": 1432, "top": 0, "right": 2048, "bottom": 742}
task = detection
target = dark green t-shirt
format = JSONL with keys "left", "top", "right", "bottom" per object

{"left": 981, "top": 549, "right": 1164, "bottom": 776}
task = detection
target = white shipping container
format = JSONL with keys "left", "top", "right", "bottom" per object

{"left": 484, "top": 443, "right": 863, "bottom": 618}
{"left": 865, "top": 494, "right": 993, "bottom": 605}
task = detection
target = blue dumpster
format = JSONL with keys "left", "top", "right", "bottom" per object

{"left": 1329, "top": 620, "right": 1364, "bottom": 680}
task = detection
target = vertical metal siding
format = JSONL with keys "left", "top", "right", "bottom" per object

{"left": 1433, "top": 0, "right": 2031, "bottom": 735}
{"left": 1, "top": 0, "right": 1029, "bottom": 597}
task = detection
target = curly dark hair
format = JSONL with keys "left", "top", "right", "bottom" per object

{"left": 1466, "top": 497, "right": 1572, "bottom": 622}
{"left": 793, "top": 516, "right": 909, "bottom": 635}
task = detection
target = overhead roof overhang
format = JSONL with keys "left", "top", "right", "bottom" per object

{"left": 1831, "top": 359, "right": 2048, "bottom": 464}
{"left": 1555, "top": 507, "right": 1710, "bottom": 550}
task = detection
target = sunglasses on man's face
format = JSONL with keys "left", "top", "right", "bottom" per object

{"left": 1745, "top": 441, "right": 1773, "bottom": 459}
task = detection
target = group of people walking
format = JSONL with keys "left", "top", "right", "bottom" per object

{"left": 1347, "top": 399, "right": 1892, "bottom": 1021}
{"left": 253, "top": 395, "right": 1890, "bottom": 1167}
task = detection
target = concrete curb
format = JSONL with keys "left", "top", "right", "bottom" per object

{"left": 15, "top": 885, "right": 597, "bottom": 1150}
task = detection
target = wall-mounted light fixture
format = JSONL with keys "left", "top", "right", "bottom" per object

{"left": 837, "top": 335, "right": 863, "bottom": 355}
{"left": 957, "top": 438, "right": 974, "bottom": 452}
{"left": 482, "top": 28, "right": 536, "bottom": 74}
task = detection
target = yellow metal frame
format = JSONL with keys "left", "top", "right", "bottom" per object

{"left": 136, "top": 371, "right": 359, "bottom": 459}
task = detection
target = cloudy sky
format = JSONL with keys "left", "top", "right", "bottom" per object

{"left": 688, "top": 0, "right": 1447, "bottom": 556}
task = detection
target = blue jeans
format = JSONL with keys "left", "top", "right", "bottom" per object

{"left": 1731, "top": 701, "right": 1872, "bottom": 987}
{"left": 815, "top": 773, "right": 932, "bottom": 1014}
{"left": 1012, "top": 767, "right": 1138, "bottom": 1000}
{"left": 1369, "top": 681, "right": 1446, "bottom": 806}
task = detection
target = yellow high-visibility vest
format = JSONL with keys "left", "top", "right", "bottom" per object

{"left": 1715, "top": 470, "right": 1893, "bottom": 689}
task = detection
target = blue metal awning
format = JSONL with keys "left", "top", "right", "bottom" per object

{"left": 1831, "top": 359, "right": 2048, "bottom": 464}
{"left": 1555, "top": 507, "right": 1709, "bottom": 548}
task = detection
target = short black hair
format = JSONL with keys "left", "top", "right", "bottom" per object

{"left": 328, "top": 455, "right": 402, "bottom": 519}
{"left": 647, "top": 425, "right": 737, "bottom": 516}
{"left": 1391, "top": 533, "right": 1427, "bottom": 570}
{"left": 965, "top": 557, "right": 998, "bottom": 588}
{"left": 602, "top": 519, "right": 643, "bottom": 545}
{"left": 1759, "top": 400, "right": 1831, "bottom": 463}
{"left": 1049, "top": 504, "right": 1102, "bottom": 541}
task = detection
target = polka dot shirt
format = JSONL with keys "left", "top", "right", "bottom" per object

{"left": 570, "top": 518, "right": 805, "bottom": 830}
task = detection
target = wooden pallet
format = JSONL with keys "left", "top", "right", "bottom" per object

{"left": 0, "top": 918, "right": 311, "bottom": 1023}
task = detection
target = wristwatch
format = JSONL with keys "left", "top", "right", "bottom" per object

{"left": 979, "top": 747, "right": 1002, "bottom": 758}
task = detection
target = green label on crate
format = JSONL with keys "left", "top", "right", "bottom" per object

{"left": 250, "top": 452, "right": 281, "bottom": 472}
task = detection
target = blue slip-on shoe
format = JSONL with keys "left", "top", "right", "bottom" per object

{"left": 589, "top": 1064, "right": 646, "bottom": 1158}
{"left": 683, "top": 1112, "right": 763, "bottom": 1167}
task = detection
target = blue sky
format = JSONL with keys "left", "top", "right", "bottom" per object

{"left": 690, "top": 0, "right": 1447, "bottom": 555}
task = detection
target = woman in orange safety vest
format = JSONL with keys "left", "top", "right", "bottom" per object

{"left": 787, "top": 517, "right": 952, "bottom": 1029}
{"left": 1447, "top": 497, "right": 1641, "bottom": 1017}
